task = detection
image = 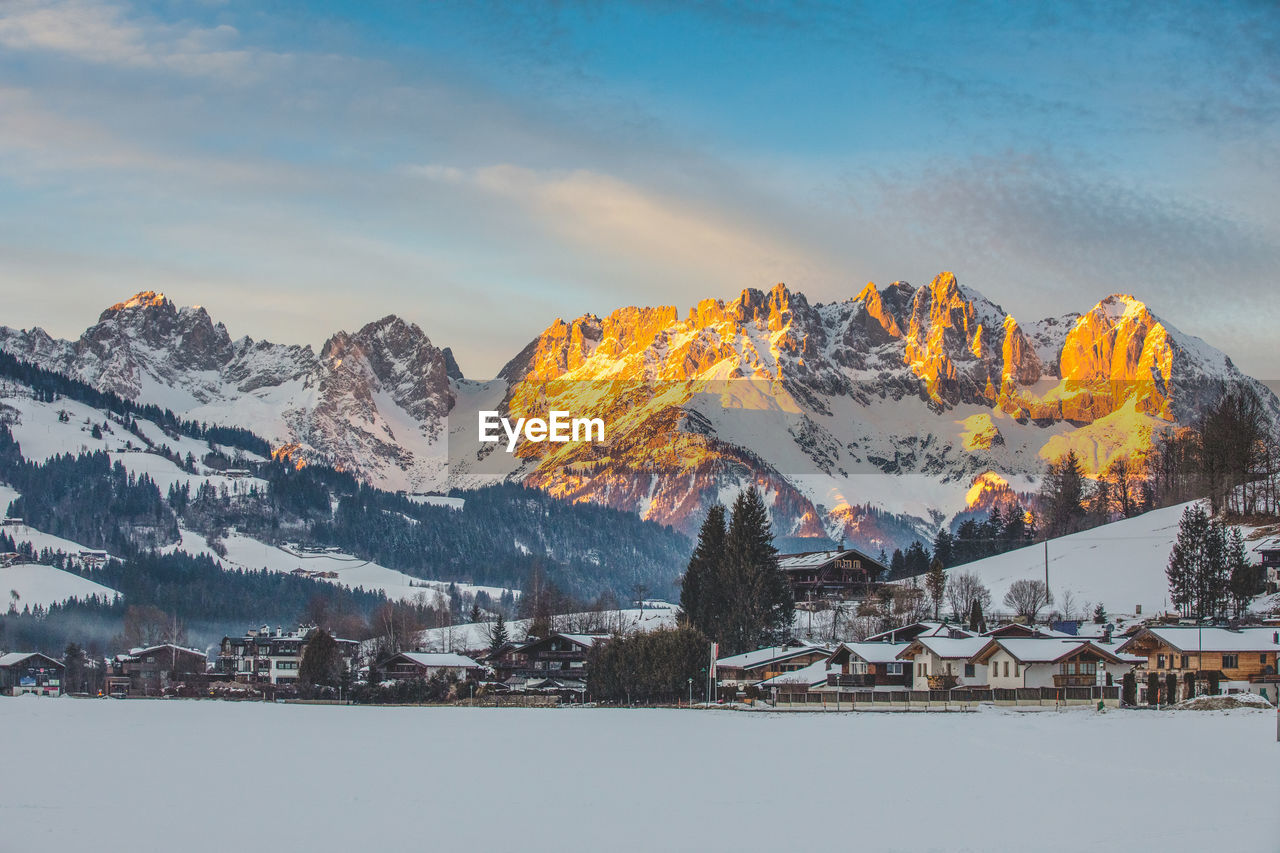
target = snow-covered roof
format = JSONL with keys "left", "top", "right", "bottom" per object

{"left": 556, "top": 634, "right": 610, "bottom": 649}
{"left": 777, "top": 548, "right": 881, "bottom": 570}
{"left": 716, "top": 643, "right": 828, "bottom": 670}
{"left": 398, "top": 652, "right": 481, "bottom": 668}
{"left": 977, "top": 639, "right": 1124, "bottom": 665}
{"left": 838, "top": 642, "right": 909, "bottom": 664}
{"left": 1120, "top": 626, "right": 1280, "bottom": 654}
{"left": 127, "top": 644, "right": 206, "bottom": 659}
{"left": 757, "top": 660, "right": 835, "bottom": 687}
{"left": 0, "top": 651, "right": 62, "bottom": 668}
{"left": 904, "top": 637, "right": 991, "bottom": 661}
{"left": 864, "top": 621, "right": 971, "bottom": 642}
{"left": 1251, "top": 537, "right": 1280, "bottom": 553}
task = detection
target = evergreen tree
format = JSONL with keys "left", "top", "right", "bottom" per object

{"left": 679, "top": 504, "right": 727, "bottom": 639}
{"left": 487, "top": 612, "right": 509, "bottom": 658}
{"left": 1166, "top": 504, "right": 1229, "bottom": 619}
{"left": 925, "top": 558, "right": 946, "bottom": 620}
{"left": 967, "top": 599, "right": 986, "bottom": 633}
{"left": 1092, "top": 603, "right": 1106, "bottom": 624}
{"left": 719, "top": 487, "right": 793, "bottom": 654}
{"left": 299, "top": 628, "right": 342, "bottom": 693}
{"left": 931, "top": 529, "right": 954, "bottom": 568}
{"left": 1040, "top": 451, "right": 1088, "bottom": 538}
{"left": 889, "top": 548, "right": 906, "bottom": 579}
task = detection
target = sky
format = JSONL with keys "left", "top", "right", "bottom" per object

{"left": 0, "top": 0, "right": 1277, "bottom": 379}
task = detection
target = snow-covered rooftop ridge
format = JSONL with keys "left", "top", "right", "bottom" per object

{"left": 985, "top": 638, "right": 1121, "bottom": 664}
{"left": 0, "top": 651, "right": 62, "bottom": 667}
{"left": 716, "top": 642, "right": 829, "bottom": 669}
{"left": 757, "top": 660, "right": 835, "bottom": 687}
{"left": 909, "top": 636, "right": 991, "bottom": 659}
{"left": 397, "top": 652, "right": 481, "bottom": 668}
{"left": 839, "top": 641, "right": 909, "bottom": 663}
{"left": 1127, "top": 626, "right": 1280, "bottom": 653}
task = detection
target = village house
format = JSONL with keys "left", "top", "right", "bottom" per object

{"left": 107, "top": 644, "right": 208, "bottom": 697}
{"left": 216, "top": 625, "right": 359, "bottom": 685}
{"left": 758, "top": 659, "right": 837, "bottom": 699}
{"left": 864, "top": 621, "right": 973, "bottom": 644}
{"left": 971, "top": 639, "right": 1131, "bottom": 689}
{"left": 0, "top": 652, "right": 64, "bottom": 696}
{"left": 777, "top": 548, "right": 885, "bottom": 603}
{"left": 982, "top": 623, "right": 1076, "bottom": 640}
{"left": 1252, "top": 537, "right": 1280, "bottom": 592}
{"left": 1116, "top": 626, "right": 1280, "bottom": 703}
{"left": 504, "top": 633, "right": 608, "bottom": 689}
{"left": 379, "top": 651, "right": 483, "bottom": 683}
{"left": 715, "top": 642, "right": 832, "bottom": 688}
{"left": 897, "top": 636, "right": 990, "bottom": 690}
{"left": 820, "top": 642, "right": 911, "bottom": 691}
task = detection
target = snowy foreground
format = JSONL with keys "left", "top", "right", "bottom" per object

{"left": 2, "top": 700, "right": 1277, "bottom": 853}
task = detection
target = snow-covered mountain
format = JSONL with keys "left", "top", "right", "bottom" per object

{"left": 3, "top": 275, "right": 1274, "bottom": 553}
{"left": 0, "top": 293, "right": 454, "bottom": 492}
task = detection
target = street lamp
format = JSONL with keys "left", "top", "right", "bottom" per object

{"left": 688, "top": 677, "right": 693, "bottom": 708}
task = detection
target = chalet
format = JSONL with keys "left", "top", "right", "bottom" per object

{"left": 758, "top": 660, "right": 837, "bottom": 698}
{"left": 777, "top": 548, "right": 885, "bottom": 603}
{"left": 380, "top": 652, "right": 483, "bottom": 682}
{"left": 109, "top": 644, "right": 208, "bottom": 697}
{"left": 715, "top": 642, "right": 832, "bottom": 688}
{"left": 823, "top": 642, "right": 911, "bottom": 691}
{"left": 897, "top": 636, "right": 990, "bottom": 690}
{"left": 0, "top": 552, "right": 20, "bottom": 567}
{"left": 1116, "top": 626, "right": 1280, "bottom": 703}
{"left": 971, "top": 639, "right": 1130, "bottom": 689}
{"left": 863, "top": 621, "right": 973, "bottom": 644}
{"left": 1252, "top": 537, "right": 1280, "bottom": 590}
{"left": 507, "top": 633, "right": 608, "bottom": 685}
{"left": 0, "top": 652, "right": 64, "bottom": 696}
{"left": 216, "top": 625, "right": 359, "bottom": 685}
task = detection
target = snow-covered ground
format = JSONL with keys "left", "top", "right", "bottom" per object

{"left": 415, "top": 601, "right": 681, "bottom": 650}
{"left": 0, "top": 699, "right": 1275, "bottom": 853}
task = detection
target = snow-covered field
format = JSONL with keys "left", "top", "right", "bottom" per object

{"left": 1, "top": 562, "right": 120, "bottom": 609}
{"left": 1, "top": 699, "right": 1276, "bottom": 853}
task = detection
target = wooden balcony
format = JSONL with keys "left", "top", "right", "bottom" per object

{"left": 827, "top": 673, "right": 875, "bottom": 688}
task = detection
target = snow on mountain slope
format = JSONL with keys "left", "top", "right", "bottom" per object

{"left": 5, "top": 277, "right": 1276, "bottom": 555}
{"left": 1, "top": 562, "right": 121, "bottom": 610}
{"left": 931, "top": 501, "right": 1214, "bottom": 618}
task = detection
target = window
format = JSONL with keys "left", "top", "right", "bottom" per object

{"left": 886, "top": 663, "right": 903, "bottom": 675}
{"left": 945, "top": 663, "right": 953, "bottom": 676}
{"left": 1262, "top": 654, "right": 1268, "bottom": 665}
{"left": 1157, "top": 654, "right": 1165, "bottom": 669}
{"left": 964, "top": 663, "right": 975, "bottom": 678}
{"left": 1002, "top": 661, "right": 1009, "bottom": 678}
{"left": 1180, "top": 655, "right": 1189, "bottom": 669}
{"left": 1222, "top": 654, "right": 1238, "bottom": 669}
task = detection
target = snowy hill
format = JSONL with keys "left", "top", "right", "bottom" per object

{"left": 1, "top": 563, "right": 121, "bottom": 611}
{"left": 932, "top": 501, "right": 1215, "bottom": 618}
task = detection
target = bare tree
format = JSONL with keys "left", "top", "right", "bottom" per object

{"left": 1059, "top": 589, "right": 1078, "bottom": 622}
{"left": 1003, "top": 579, "right": 1051, "bottom": 625}
{"left": 945, "top": 572, "right": 992, "bottom": 621}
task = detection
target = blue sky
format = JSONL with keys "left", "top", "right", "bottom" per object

{"left": 0, "top": 0, "right": 1277, "bottom": 377}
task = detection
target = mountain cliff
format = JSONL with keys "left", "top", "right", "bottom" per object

{"left": 2, "top": 275, "right": 1273, "bottom": 553}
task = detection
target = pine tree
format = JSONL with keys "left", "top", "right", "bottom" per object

{"left": 931, "top": 529, "right": 953, "bottom": 568}
{"left": 1092, "top": 603, "right": 1106, "bottom": 624}
{"left": 487, "top": 612, "right": 509, "bottom": 657}
{"left": 299, "top": 628, "right": 342, "bottom": 693}
{"left": 967, "top": 599, "right": 985, "bottom": 633}
{"left": 719, "top": 487, "right": 792, "bottom": 654}
{"left": 680, "top": 504, "right": 727, "bottom": 639}
{"left": 925, "top": 558, "right": 946, "bottom": 620}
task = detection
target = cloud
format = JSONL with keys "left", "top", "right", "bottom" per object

{"left": 409, "top": 162, "right": 841, "bottom": 293}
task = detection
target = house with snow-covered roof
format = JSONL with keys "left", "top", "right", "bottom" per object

{"left": 507, "top": 632, "right": 609, "bottom": 685}
{"left": 1116, "top": 626, "right": 1280, "bottom": 703}
{"left": 380, "top": 651, "right": 482, "bottom": 682}
{"left": 896, "top": 636, "right": 990, "bottom": 690}
{"left": 863, "top": 621, "right": 972, "bottom": 644}
{"left": 776, "top": 548, "right": 884, "bottom": 603}
{"left": 823, "top": 642, "right": 911, "bottom": 690}
{"left": 0, "top": 651, "right": 64, "bottom": 696}
{"left": 971, "top": 638, "right": 1130, "bottom": 689}
{"left": 715, "top": 642, "right": 832, "bottom": 688}
{"left": 110, "top": 644, "right": 208, "bottom": 697}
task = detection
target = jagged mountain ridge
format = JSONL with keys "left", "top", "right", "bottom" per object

{"left": 0, "top": 292, "right": 454, "bottom": 491}
{"left": 2, "top": 275, "right": 1273, "bottom": 553}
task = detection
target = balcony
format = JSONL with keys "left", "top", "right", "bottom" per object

{"left": 1053, "top": 674, "right": 1097, "bottom": 688}
{"left": 826, "top": 673, "right": 875, "bottom": 688}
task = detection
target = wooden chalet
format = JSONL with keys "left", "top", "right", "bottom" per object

{"left": 110, "top": 644, "right": 208, "bottom": 697}
{"left": 380, "top": 652, "right": 482, "bottom": 682}
{"left": 506, "top": 633, "right": 608, "bottom": 685}
{"left": 715, "top": 642, "right": 832, "bottom": 688}
{"left": 777, "top": 548, "right": 885, "bottom": 603}
{"left": 1117, "top": 626, "right": 1280, "bottom": 703}
{"left": 0, "top": 652, "right": 64, "bottom": 696}
{"left": 824, "top": 642, "right": 911, "bottom": 690}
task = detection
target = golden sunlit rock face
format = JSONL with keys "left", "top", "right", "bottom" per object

{"left": 488, "top": 272, "right": 1269, "bottom": 544}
